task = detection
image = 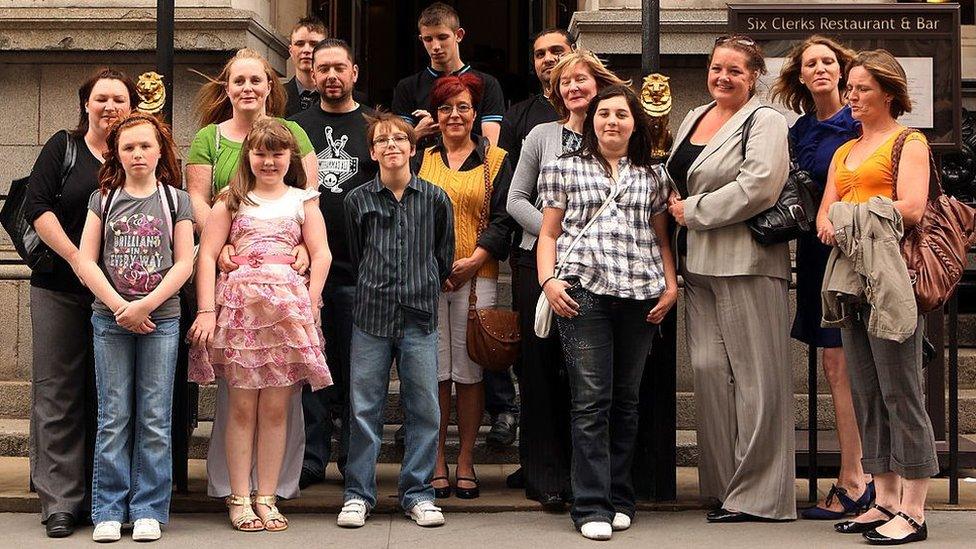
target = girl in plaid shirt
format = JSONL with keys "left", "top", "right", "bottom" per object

{"left": 536, "top": 85, "right": 678, "bottom": 540}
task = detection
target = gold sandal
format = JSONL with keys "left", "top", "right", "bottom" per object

{"left": 225, "top": 494, "right": 264, "bottom": 532}
{"left": 254, "top": 495, "right": 288, "bottom": 532}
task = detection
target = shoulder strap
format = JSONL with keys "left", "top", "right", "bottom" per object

{"left": 555, "top": 182, "right": 621, "bottom": 275}
{"left": 211, "top": 124, "right": 222, "bottom": 196}
{"left": 890, "top": 128, "right": 941, "bottom": 202}
{"left": 57, "top": 131, "right": 78, "bottom": 199}
{"left": 158, "top": 183, "right": 177, "bottom": 248}
{"left": 469, "top": 144, "right": 496, "bottom": 308}
{"left": 99, "top": 187, "right": 120, "bottom": 261}
{"left": 740, "top": 106, "right": 774, "bottom": 158}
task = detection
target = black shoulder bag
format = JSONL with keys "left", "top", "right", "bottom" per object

{"left": 742, "top": 107, "right": 819, "bottom": 246}
{"left": 1, "top": 130, "right": 77, "bottom": 272}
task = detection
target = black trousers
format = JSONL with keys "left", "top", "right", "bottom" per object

{"left": 515, "top": 260, "right": 572, "bottom": 498}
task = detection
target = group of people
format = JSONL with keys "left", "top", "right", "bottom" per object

{"left": 22, "top": 1, "right": 940, "bottom": 545}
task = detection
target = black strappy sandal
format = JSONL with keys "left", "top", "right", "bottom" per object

{"left": 834, "top": 503, "right": 896, "bottom": 534}
{"left": 455, "top": 471, "right": 480, "bottom": 499}
{"left": 432, "top": 470, "right": 452, "bottom": 499}
{"left": 863, "top": 512, "right": 928, "bottom": 545}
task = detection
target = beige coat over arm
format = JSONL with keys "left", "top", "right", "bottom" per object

{"left": 665, "top": 96, "right": 791, "bottom": 280}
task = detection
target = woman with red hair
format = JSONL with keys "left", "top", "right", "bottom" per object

{"left": 416, "top": 73, "right": 515, "bottom": 499}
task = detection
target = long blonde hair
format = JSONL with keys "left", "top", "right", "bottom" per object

{"left": 192, "top": 48, "right": 286, "bottom": 127}
{"left": 548, "top": 50, "right": 630, "bottom": 121}
{"left": 223, "top": 118, "right": 307, "bottom": 213}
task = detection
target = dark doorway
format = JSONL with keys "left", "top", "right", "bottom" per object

{"left": 314, "top": 0, "right": 574, "bottom": 110}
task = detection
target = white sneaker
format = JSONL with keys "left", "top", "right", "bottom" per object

{"left": 612, "top": 512, "right": 631, "bottom": 531}
{"left": 92, "top": 521, "right": 122, "bottom": 543}
{"left": 132, "top": 518, "right": 161, "bottom": 541}
{"left": 580, "top": 521, "right": 612, "bottom": 541}
{"left": 337, "top": 499, "right": 369, "bottom": 528}
{"left": 406, "top": 500, "right": 445, "bottom": 527}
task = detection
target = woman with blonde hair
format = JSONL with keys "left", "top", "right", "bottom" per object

{"left": 771, "top": 35, "right": 874, "bottom": 520}
{"left": 818, "top": 50, "right": 936, "bottom": 545}
{"left": 185, "top": 47, "right": 318, "bottom": 503}
{"left": 505, "top": 49, "right": 627, "bottom": 511}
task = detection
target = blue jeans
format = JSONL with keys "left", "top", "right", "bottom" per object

{"left": 303, "top": 284, "right": 355, "bottom": 476}
{"left": 555, "top": 286, "right": 656, "bottom": 529}
{"left": 91, "top": 313, "right": 179, "bottom": 524}
{"left": 344, "top": 318, "right": 439, "bottom": 510}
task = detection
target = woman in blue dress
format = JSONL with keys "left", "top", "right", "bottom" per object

{"left": 772, "top": 35, "right": 872, "bottom": 520}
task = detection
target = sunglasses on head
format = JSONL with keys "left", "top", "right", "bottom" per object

{"left": 715, "top": 35, "right": 757, "bottom": 47}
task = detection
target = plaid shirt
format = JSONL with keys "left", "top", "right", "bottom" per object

{"left": 538, "top": 155, "right": 669, "bottom": 300}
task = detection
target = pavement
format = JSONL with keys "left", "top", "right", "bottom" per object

{"left": 5, "top": 510, "right": 976, "bottom": 548}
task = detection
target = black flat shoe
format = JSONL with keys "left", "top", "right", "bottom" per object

{"left": 299, "top": 466, "right": 324, "bottom": 490}
{"left": 455, "top": 473, "right": 480, "bottom": 499}
{"left": 835, "top": 504, "right": 896, "bottom": 534}
{"left": 45, "top": 512, "right": 75, "bottom": 538}
{"left": 706, "top": 509, "right": 774, "bottom": 523}
{"left": 863, "top": 512, "right": 927, "bottom": 545}
{"left": 432, "top": 475, "right": 452, "bottom": 499}
{"left": 539, "top": 493, "right": 568, "bottom": 513}
{"left": 506, "top": 467, "right": 524, "bottom": 489}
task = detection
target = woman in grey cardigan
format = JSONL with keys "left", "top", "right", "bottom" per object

{"left": 665, "top": 36, "right": 794, "bottom": 522}
{"left": 505, "top": 50, "right": 626, "bottom": 510}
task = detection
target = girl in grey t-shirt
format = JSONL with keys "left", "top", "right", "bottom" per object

{"left": 75, "top": 113, "right": 194, "bottom": 542}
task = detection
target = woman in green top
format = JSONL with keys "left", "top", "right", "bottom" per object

{"left": 186, "top": 47, "right": 317, "bottom": 229}
{"left": 185, "top": 48, "right": 319, "bottom": 524}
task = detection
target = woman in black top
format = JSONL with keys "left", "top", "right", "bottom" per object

{"left": 23, "top": 68, "right": 139, "bottom": 539}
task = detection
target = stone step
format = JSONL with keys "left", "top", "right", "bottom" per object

{"left": 5, "top": 382, "right": 976, "bottom": 435}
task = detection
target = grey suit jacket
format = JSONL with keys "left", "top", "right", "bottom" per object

{"left": 665, "top": 96, "right": 791, "bottom": 280}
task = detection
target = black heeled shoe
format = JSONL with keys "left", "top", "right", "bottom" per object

{"left": 455, "top": 472, "right": 480, "bottom": 499}
{"left": 835, "top": 503, "right": 896, "bottom": 534}
{"left": 863, "top": 512, "right": 927, "bottom": 545}
{"left": 432, "top": 470, "right": 452, "bottom": 499}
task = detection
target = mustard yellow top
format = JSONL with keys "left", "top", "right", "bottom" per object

{"left": 418, "top": 145, "right": 507, "bottom": 279}
{"left": 831, "top": 128, "right": 927, "bottom": 204}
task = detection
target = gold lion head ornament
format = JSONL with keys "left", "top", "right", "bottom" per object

{"left": 136, "top": 72, "right": 166, "bottom": 114}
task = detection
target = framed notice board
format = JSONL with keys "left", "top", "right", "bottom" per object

{"left": 729, "top": 3, "right": 962, "bottom": 152}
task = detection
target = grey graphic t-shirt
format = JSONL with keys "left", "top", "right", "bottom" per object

{"left": 87, "top": 186, "right": 192, "bottom": 320}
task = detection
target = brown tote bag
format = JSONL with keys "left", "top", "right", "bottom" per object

{"left": 465, "top": 145, "right": 520, "bottom": 372}
{"left": 890, "top": 129, "right": 976, "bottom": 314}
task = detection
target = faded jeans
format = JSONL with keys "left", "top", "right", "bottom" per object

{"left": 91, "top": 313, "right": 179, "bottom": 524}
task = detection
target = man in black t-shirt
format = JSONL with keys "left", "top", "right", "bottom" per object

{"left": 392, "top": 2, "right": 505, "bottom": 148}
{"left": 498, "top": 29, "right": 574, "bottom": 169}
{"left": 289, "top": 38, "right": 378, "bottom": 488}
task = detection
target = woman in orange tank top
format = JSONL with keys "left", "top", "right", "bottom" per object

{"left": 816, "top": 50, "right": 935, "bottom": 545}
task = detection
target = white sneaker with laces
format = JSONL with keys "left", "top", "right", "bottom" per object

{"left": 406, "top": 500, "right": 445, "bottom": 527}
{"left": 612, "top": 512, "right": 632, "bottom": 531}
{"left": 337, "top": 499, "right": 369, "bottom": 528}
{"left": 132, "top": 518, "right": 161, "bottom": 541}
{"left": 92, "top": 521, "right": 122, "bottom": 543}
{"left": 580, "top": 521, "right": 612, "bottom": 541}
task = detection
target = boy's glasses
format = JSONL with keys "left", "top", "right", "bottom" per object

{"left": 436, "top": 103, "right": 473, "bottom": 116}
{"left": 372, "top": 135, "right": 410, "bottom": 146}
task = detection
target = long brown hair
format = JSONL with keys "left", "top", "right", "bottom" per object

{"left": 224, "top": 118, "right": 307, "bottom": 213}
{"left": 771, "top": 35, "right": 855, "bottom": 115}
{"left": 97, "top": 112, "right": 182, "bottom": 194}
{"left": 71, "top": 68, "right": 140, "bottom": 138}
{"left": 192, "top": 48, "right": 286, "bottom": 128}
{"left": 565, "top": 85, "right": 656, "bottom": 175}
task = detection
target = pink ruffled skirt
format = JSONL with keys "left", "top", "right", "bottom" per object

{"left": 189, "top": 265, "right": 332, "bottom": 390}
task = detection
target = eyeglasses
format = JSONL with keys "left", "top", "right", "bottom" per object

{"left": 714, "top": 35, "right": 757, "bottom": 47}
{"left": 372, "top": 135, "right": 410, "bottom": 146}
{"left": 436, "top": 103, "right": 473, "bottom": 116}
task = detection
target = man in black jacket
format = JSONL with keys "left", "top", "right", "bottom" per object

{"left": 283, "top": 16, "right": 329, "bottom": 118}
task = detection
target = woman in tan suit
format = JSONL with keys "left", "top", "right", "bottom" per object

{"left": 665, "top": 35, "right": 794, "bottom": 522}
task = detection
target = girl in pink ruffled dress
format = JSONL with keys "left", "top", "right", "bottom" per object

{"left": 189, "top": 118, "right": 331, "bottom": 533}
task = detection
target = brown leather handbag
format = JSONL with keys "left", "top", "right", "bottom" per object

{"left": 891, "top": 129, "right": 976, "bottom": 314}
{"left": 465, "top": 145, "right": 520, "bottom": 372}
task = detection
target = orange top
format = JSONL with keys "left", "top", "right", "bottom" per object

{"left": 831, "top": 128, "right": 927, "bottom": 204}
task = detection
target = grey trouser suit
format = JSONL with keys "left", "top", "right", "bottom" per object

{"left": 683, "top": 270, "right": 797, "bottom": 520}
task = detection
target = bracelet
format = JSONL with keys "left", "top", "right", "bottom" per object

{"left": 197, "top": 308, "right": 216, "bottom": 314}
{"left": 541, "top": 275, "right": 559, "bottom": 289}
